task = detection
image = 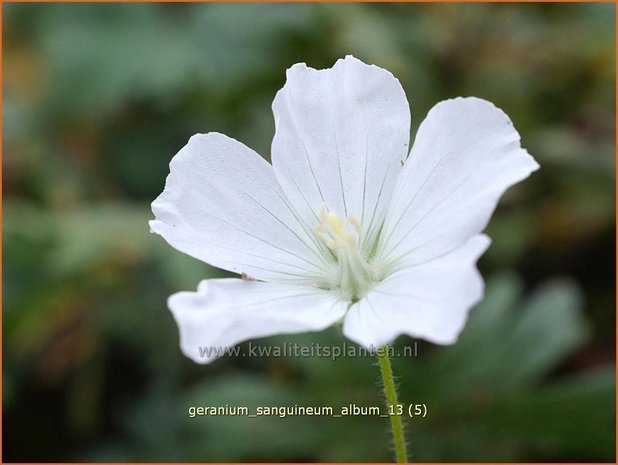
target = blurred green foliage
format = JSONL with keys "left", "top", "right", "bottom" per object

{"left": 3, "top": 3, "right": 615, "bottom": 462}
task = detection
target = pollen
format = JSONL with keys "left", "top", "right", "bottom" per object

{"left": 314, "top": 208, "right": 374, "bottom": 300}
{"left": 315, "top": 209, "right": 361, "bottom": 249}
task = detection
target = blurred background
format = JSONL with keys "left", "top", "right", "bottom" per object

{"left": 3, "top": 3, "right": 616, "bottom": 462}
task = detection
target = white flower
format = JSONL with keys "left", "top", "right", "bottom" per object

{"left": 150, "top": 55, "right": 539, "bottom": 364}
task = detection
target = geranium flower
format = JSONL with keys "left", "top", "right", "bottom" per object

{"left": 150, "top": 55, "right": 538, "bottom": 364}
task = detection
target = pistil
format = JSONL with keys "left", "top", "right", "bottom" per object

{"left": 314, "top": 208, "right": 374, "bottom": 300}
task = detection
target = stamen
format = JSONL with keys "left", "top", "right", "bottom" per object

{"left": 314, "top": 208, "right": 374, "bottom": 300}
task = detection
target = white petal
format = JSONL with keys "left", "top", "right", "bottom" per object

{"left": 378, "top": 97, "right": 539, "bottom": 270}
{"left": 169, "top": 278, "right": 347, "bottom": 364}
{"left": 343, "top": 235, "right": 490, "bottom": 348}
{"left": 150, "top": 133, "right": 330, "bottom": 283}
{"left": 271, "top": 55, "right": 411, "bottom": 248}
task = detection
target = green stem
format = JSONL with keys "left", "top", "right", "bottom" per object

{"left": 377, "top": 347, "right": 409, "bottom": 463}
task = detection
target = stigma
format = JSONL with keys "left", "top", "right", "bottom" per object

{"left": 315, "top": 208, "right": 374, "bottom": 301}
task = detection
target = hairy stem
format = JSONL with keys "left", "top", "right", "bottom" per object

{"left": 377, "top": 348, "right": 409, "bottom": 463}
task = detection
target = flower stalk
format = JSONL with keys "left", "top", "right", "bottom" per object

{"left": 377, "top": 348, "right": 409, "bottom": 463}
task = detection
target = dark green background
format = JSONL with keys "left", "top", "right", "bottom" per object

{"left": 3, "top": 3, "right": 616, "bottom": 462}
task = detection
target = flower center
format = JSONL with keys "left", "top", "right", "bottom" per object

{"left": 314, "top": 208, "right": 374, "bottom": 301}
